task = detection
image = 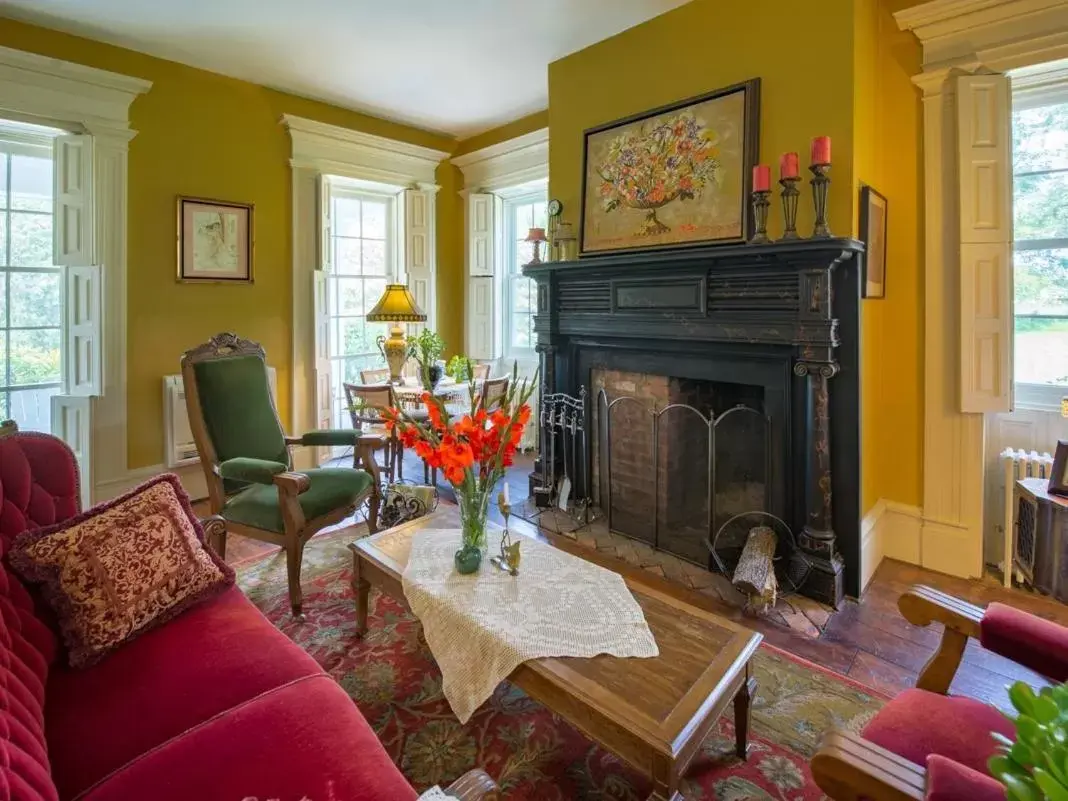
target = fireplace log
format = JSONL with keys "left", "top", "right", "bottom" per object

{"left": 732, "top": 526, "right": 778, "bottom": 607}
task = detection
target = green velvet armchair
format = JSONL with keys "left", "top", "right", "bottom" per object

{"left": 181, "top": 332, "right": 381, "bottom": 617}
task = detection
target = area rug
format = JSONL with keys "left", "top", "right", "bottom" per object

{"left": 237, "top": 527, "right": 886, "bottom": 800}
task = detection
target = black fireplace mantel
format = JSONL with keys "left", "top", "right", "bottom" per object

{"left": 524, "top": 237, "right": 866, "bottom": 602}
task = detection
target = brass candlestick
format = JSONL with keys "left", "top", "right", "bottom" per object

{"left": 491, "top": 491, "right": 521, "bottom": 576}
{"left": 779, "top": 177, "right": 801, "bottom": 241}
{"left": 749, "top": 190, "right": 771, "bottom": 244}
{"left": 810, "top": 164, "right": 832, "bottom": 238}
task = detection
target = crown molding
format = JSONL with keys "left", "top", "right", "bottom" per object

{"left": 449, "top": 127, "right": 548, "bottom": 192}
{"left": 896, "top": 0, "right": 1068, "bottom": 71}
{"left": 281, "top": 114, "right": 449, "bottom": 186}
{"left": 0, "top": 45, "right": 151, "bottom": 134}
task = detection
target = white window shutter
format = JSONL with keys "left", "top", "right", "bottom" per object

{"left": 53, "top": 134, "right": 94, "bottom": 267}
{"left": 62, "top": 265, "right": 102, "bottom": 396}
{"left": 312, "top": 269, "right": 332, "bottom": 464}
{"left": 405, "top": 187, "right": 435, "bottom": 335}
{"left": 50, "top": 396, "right": 92, "bottom": 507}
{"left": 468, "top": 276, "right": 495, "bottom": 360}
{"left": 467, "top": 192, "right": 496, "bottom": 276}
{"left": 958, "top": 73, "right": 1013, "bottom": 413}
{"left": 317, "top": 174, "right": 332, "bottom": 272}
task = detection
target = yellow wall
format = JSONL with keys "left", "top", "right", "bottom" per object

{"left": 548, "top": 0, "right": 924, "bottom": 511}
{"left": 852, "top": 0, "right": 924, "bottom": 510}
{"left": 0, "top": 17, "right": 456, "bottom": 470}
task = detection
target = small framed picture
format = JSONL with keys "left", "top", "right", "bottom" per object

{"left": 177, "top": 196, "right": 254, "bottom": 283}
{"left": 859, "top": 185, "right": 887, "bottom": 299}
{"left": 1050, "top": 441, "right": 1068, "bottom": 496}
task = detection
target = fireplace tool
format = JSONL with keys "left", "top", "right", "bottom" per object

{"left": 533, "top": 389, "right": 591, "bottom": 524}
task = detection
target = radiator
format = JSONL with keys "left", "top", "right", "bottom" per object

{"left": 1001, "top": 447, "right": 1054, "bottom": 584}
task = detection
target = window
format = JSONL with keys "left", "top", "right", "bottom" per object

{"left": 503, "top": 192, "right": 547, "bottom": 355}
{"left": 1012, "top": 100, "right": 1068, "bottom": 394}
{"left": 327, "top": 187, "right": 392, "bottom": 429}
{"left": 0, "top": 135, "right": 60, "bottom": 431}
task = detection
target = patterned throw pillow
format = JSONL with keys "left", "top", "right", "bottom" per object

{"left": 8, "top": 474, "right": 234, "bottom": 668}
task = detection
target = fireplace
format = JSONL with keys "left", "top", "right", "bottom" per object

{"left": 524, "top": 239, "right": 864, "bottom": 604}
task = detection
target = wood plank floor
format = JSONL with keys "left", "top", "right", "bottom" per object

{"left": 204, "top": 450, "right": 1064, "bottom": 712}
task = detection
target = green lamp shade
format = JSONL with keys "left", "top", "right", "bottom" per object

{"left": 365, "top": 284, "right": 427, "bottom": 322}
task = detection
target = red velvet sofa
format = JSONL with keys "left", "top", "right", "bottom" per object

{"left": 0, "top": 428, "right": 495, "bottom": 801}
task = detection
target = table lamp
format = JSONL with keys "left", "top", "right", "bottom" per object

{"left": 525, "top": 227, "right": 547, "bottom": 265}
{"left": 366, "top": 284, "right": 427, "bottom": 384}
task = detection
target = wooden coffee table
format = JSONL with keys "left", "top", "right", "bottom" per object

{"left": 349, "top": 509, "right": 763, "bottom": 801}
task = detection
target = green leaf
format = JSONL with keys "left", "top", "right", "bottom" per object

{"left": 1012, "top": 740, "right": 1037, "bottom": 766}
{"left": 1017, "top": 716, "right": 1042, "bottom": 744}
{"left": 991, "top": 754, "right": 1017, "bottom": 778}
{"left": 1035, "top": 768, "right": 1068, "bottom": 801}
{"left": 1005, "top": 774, "right": 1043, "bottom": 801}
{"left": 1012, "top": 683, "right": 1039, "bottom": 716}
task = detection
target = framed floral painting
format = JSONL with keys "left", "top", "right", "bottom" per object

{"left": 177, "top": 196, "right": 254, "bottom": 283}
{"left": 580, "top": 79, "right": 760, "bottom": 256}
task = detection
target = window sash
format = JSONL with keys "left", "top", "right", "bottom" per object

{"left": 502, "top": 191, "right": 545, "bottom": 356}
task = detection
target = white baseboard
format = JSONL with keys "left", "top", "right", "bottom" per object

{"left": 95, "top": 463, "right": 208, "bottom": 504}
{"left": 860, "top": 499, "right": 923, "bottom": 591}
{"left": 920, "top": 515, "right": 976, "bottom": 578}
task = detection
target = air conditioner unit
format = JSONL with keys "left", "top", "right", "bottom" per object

{"left": 163, "top": 368, "right": 277, "bottom": 469}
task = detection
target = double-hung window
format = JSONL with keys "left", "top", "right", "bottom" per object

{"left": 0, "top": 133, "right": 60, "bottom": 430}
{"left": 326, "top": 186, "right": 392, "bottom": 428}
{"left": 501, "top": 190, "right": 547, "bottom": 356}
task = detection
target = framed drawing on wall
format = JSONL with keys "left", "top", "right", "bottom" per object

{"left": 859, "top": 185, "right": 887, "bottom": 298}
{"left": 177, "top": 196, "right": 254, "bottom": 283}
{"left": 579, "top": 79, "right": 761, "bottom": 256}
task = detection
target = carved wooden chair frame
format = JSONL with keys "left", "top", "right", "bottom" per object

{"left": 811, "top": 586, "right": 989, "bottom": 801}
{"left": 181, "top": 332, "right": 382, "bottom": 617}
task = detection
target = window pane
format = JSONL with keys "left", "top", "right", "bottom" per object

{"left": 0, "top": 211, "right": 6, "bottom": 264}
{"left": 514, "top": 277, "right": 534, "bottom": 313}
{"left": 0, "top": 154, "right": 7, "bottom": 208}
{"left": 0, "top": 331, "right": 5, "bottom": 387}
{"left": 532, "top": 202, "right": 547, "bottom": 231}
{"left": 11, "top": 154, "right": 52, "bottom": 212}
{"left": 9, "top": 328, "right": 60, "bottom": 385}
{"left": 1015, "top": 248, "right": 1068, "bottom": 316}
{"left": 337, "top": 239, "right": 361, "bottom": 275}
{"left": 364, "top": 278, "right": 386, "bottom": 314}
{"left": 362, "top": 201, "right": 386, "bottom": 239}
{"left": 511, "top": 315, "right": 532, "bottom": 350}
{"left": 517, "top": 240, "right": 533, "bottom": 268}
{"left": 335, "top": 319, "right": 378, "bottom": 358}
{"left": 1015, "top": 171, "right": 1068, "bottom": 240}
{"left": 9, "top": 213, "right": 52, "bottom": 267}
{"left": 1014, "top": 105, "right": 1068, "bottom": 173}
{"left": 8, "top": 386, "right": 59, "bottom": 431}
{"left": 9, "top": 271, "right": 60, "bottom": 328}
{"left": 362, "top": 240, "right": 386, "bottom": 276}
{"left": 334, "top": 197, "right": 361, "bottom": 237}
{"left": 0, "top": 273, "right": 6, "bottom": 327}
{"left": 336, "top": 277, "right": 365, "bottom": 316}
{"left": 0, "top": 391, "right": 6, "bottom": 422}
{"left": 1016, "top": 318, "right": 1068, "bottom": 386}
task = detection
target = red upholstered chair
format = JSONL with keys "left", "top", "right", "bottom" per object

{"left": 811, "top": 585, "right": 1061, "bottom": 800}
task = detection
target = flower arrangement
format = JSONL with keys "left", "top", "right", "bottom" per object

{"left": 596, "top": 110, "right": 721, "bottom": 237}
{"left": 383, "top": 364, "right": 538, "bottom": 573}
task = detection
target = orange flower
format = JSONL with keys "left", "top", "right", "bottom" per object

{"left": 516, "top": 404, "right": 532, "bottom": 426}
{"left": 426, "top": 398, "right": 445, "bottom": 431}
{"left": 441, "top": 436, "right": 474, "bottom": 469}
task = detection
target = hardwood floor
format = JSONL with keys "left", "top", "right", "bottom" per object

{"left": 200, "top": 448, "right": 1063, "bottom": 711}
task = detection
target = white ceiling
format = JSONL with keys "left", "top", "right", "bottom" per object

{"left": 0, "top": 0, "right": 690, "bottom": 139}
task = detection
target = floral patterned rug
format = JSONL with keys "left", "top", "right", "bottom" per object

{"left": 236, "top": 527, "right": 885, "bottom": 800}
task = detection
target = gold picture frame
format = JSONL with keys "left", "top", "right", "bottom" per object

{"left": 177, "top": 196, "right": 254, "bottom": 284}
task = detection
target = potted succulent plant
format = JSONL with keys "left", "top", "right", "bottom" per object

{"left": 446, "top": 354, "right": 474, "bottom": 383}
{"left": 990, "top": 680, "right": 1068, "bottom": 801}
{"left": 406, "top": 330, "right": 446, "bottom": 391}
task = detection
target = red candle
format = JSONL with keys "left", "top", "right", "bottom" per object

{"left": 780, "top": 152, "right": 799, "bottom": 179}
{"left": 811, "top": 136, "right": 832, "bottom": 165}
{"left": 752, "top": 164, "right": 771, "bottom": 192}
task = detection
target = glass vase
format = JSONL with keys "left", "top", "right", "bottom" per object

{"left": 453, "top": 485, "right": 489, "bottom": 574}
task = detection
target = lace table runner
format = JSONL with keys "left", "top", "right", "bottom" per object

{"left": 401, "top": 527, "right": 659, "bottom": 723}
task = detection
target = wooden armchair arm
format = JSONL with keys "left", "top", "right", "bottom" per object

{"left": 199, "top": 514, "right": 227, "bottom": 556}
{"left": 272, "top": 471, "right": 312, "bottom": 533}
{"left": 811, "top": 730, "right": 925, "bottom": 801}
{"left": 445, "top": 768, "right": 499, "bottom": 800}
{"left": 272, "top": 471, "right": 312, "bottom": 495}
{"left": 899, "top": 585, "right": 983, "bottom": 694}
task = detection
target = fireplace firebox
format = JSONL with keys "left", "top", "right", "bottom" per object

{"left": 524, "top": 239, "right": 864, "bottom": 604}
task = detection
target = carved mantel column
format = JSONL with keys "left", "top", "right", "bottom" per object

{"left": 794, "top": 358, "right": 845, "bottom": 606}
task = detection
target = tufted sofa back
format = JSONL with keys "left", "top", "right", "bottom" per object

{"left": 0, "top": 430, "right": 80, "bottom": 550}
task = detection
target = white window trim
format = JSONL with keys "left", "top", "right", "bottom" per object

{"left": 0, "top": 45, "right": 150, "bottom": 504}
{"left": 501, "top": 189, "right": 547, "bottom": 359}
{"left": 282, "top": 115, "right": 447, "bottom": 468}
{"left": 452, "top": 128, "right": 548, "bottom": 366}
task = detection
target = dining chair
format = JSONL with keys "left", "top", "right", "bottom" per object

{"left": 478, "top": 377, "right": 510, "bottom": 411}
{"left": 344, "top": 383, "right": 401, "bottom": 482}
{"left": 471, "top": 363, "right": 491, "bottom": 381}
{"left": 359, "top": 367, "right": 390, "bottom": 385}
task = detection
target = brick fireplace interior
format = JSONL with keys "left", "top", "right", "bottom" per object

{"left": 590, "top": 368, "right": 768, "bottom": 569}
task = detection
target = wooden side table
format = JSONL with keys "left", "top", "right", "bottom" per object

{"left": 1014, "top": 477, "right": 1068, "bottom": 600}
